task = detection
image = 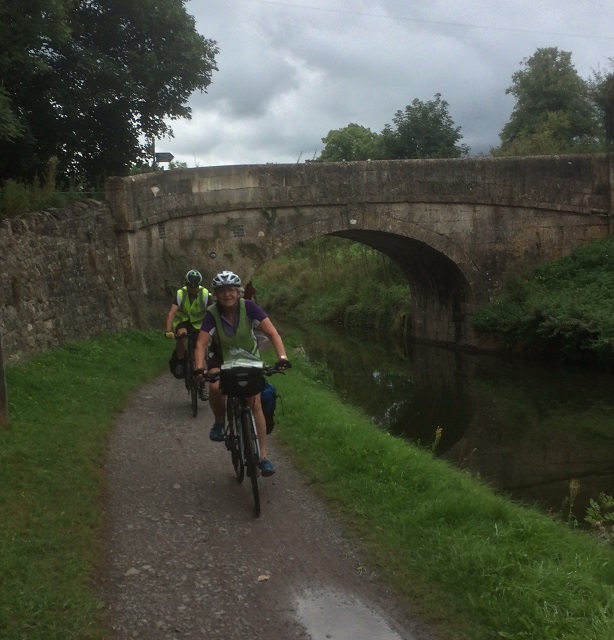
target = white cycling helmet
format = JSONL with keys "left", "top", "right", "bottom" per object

{"left": 212, "top": 270, "right": 242, "bottom": 288}
{"left": 185, "top": 269, "right": 202, "bottom": 287}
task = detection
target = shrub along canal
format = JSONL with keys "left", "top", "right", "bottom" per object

{"left": 289, "top": 322, "right": 614, "bottom": 520}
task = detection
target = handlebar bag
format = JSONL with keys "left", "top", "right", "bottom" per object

{"left": 220, "top": 360, "right": 265, "bottom": 397}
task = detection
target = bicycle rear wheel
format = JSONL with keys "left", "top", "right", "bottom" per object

{"left": 226, "top": 398, "right": 244, "bottom": 482}
{"left": 241, "top": 405, "right": 261, "bottom": 517}
{"left": 186, "top": 335, "right": 198, "bottom": 417}
{"left": 185, "top": 356, "right": 198, "bottom": 417}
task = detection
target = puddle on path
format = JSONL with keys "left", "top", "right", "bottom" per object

{"left": 296, "top": 589, "right": 414, "bottom": 640}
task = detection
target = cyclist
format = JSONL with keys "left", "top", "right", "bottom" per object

{"left": 165, "top": 269, "right": 211, "bottom": 399}
{"left": 243, "top": 280, "right": 257, "bottom": 301}
{"left": 193, "top": 270, "right": 291, "bottom": 477}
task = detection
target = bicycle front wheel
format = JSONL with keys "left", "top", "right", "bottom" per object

{"left": 241, "top": 405, "right": 260, "bottom": 517}
{"left": 226, "top": 398, "right": 244, "bottom": 482}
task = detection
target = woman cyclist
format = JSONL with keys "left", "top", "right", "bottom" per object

{"left": 194, "top": 271, "right": 291, "bottom": 476}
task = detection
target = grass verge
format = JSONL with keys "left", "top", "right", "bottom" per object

{"left": 2, "top": 331, "right": 613, "bottom": 639}
{"left": 0, "top": 331, "right": 167, "bottom": 640}
{"left": 271, "top": 340, "right": 614, "bottom": 640}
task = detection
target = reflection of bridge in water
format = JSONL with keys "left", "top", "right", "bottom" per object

{"left": 296, "top": 323, "right": 614, "bottom": 518}
{"left": 106, "top": 154, "right": 613, "bottom": 349}
{"left": 410, "top": 342, "right": 614, "bottom": 517}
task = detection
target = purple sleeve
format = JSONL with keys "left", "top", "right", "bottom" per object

{"left": 245, "top": 299, "right": 268, "bottom": 323}
{"left": 200, "top": 310, "right": 216, "bottom": 333}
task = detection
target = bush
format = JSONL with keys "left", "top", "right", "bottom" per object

{"left": 471, "top": 236, "right": 614, "bottom": 365}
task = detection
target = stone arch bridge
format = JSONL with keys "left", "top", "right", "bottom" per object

{"left": 106, "top": 154, "right": 614, "bottom": 349}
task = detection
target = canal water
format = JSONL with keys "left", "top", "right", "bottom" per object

{"left": 287, "top": 322, "right": 614, "bottom": 520}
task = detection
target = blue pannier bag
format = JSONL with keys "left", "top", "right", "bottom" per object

{"left": 261, "top": 381, "right": 278, "bottom": 434}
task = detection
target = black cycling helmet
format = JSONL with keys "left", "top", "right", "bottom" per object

{"left": 185, "top": 269, "right": 203, "bottom": 287}
{"left": 212, "top": 270, "right": 241, "bottom": 289}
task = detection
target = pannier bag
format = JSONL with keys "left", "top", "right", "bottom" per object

{"left": 220, "top": 359, "right": 265, "bottom": 397}
{"left": 169, "top": 352, "right": 185, "bottom": 379}
{"left": 261, "top": 381, "right": 279, "bottom": 434}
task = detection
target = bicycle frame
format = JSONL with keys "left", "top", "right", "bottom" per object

{"left": 175, "top": 331, "right": 199, "bottom": 417}
{"left": 205, "top": 364, "right": 280, "bottom": 518}
{"left": 225, "top": 394, "right": 262, "bottom": 516}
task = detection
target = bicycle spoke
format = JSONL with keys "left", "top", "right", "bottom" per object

{"left": 241, "top": 406, "right": 260, "bottom": 517}
{"left": 226, "top": 399, "right": 244, "bottom": 482}
{"left": 186, "top": 338, "right": 198, "bottom": 417}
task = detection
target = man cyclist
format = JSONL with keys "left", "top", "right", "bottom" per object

{"left": 165, "top": 269, "right": 211, "bottom": 400}
{"left": 193, "top": 271, "right": 291, "bottom": 477}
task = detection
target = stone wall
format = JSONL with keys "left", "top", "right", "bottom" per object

{"left": 0, "top": 200, "right": 135, "bottom": 364}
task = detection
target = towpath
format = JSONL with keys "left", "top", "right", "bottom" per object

{"left": 97, "top": 373, "right": 441, "bottom": 640}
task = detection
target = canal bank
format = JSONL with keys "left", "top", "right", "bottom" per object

{"left": 269, "top": 343, "right": 614, "bottom": 640}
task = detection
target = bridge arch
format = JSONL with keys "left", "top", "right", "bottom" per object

{"left": 264, "top": 208, "right": 475, "bottom": 344}
{"left": 329, "top": 229, "right": 472, "bottom": 344}
{"left": 106, "top": 155, "right": 613, "bottom": 348}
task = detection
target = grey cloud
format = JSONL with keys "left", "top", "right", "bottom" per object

{"left": 166, "top": 0, "right": 614, "bottom": 167}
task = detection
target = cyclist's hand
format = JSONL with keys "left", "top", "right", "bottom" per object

{"left": 275, "top": 358, "right": 292, "bottom": 371}
{"left": 193, "top": 368, "right": 206, "bottom": 380}
{"left": 164, "top": 331, "right": 174, "bottom": 339}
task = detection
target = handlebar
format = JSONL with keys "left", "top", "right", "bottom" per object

{"left": 197, "top": 365, "right": 284, "bottom": 383}
{"left": 165, "top": 330, "right": 199, "bottom": 339}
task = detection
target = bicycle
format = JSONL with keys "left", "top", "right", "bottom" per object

{"left": 204, "top": 361, "right": 282, "bottom": 517}
{"left": 174, "top": 331, "right": 207, "bottom": 417}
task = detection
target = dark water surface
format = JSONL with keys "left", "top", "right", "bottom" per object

{"left": 289, "top": 323, "right": 614, "bottom": 519}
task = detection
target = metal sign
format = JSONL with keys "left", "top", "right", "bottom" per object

{"left": 155, "top": 152, "right": 174, "bottom": 163}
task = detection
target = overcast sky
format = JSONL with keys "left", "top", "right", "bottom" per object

{"left": 162, "top": 0, "right": 614, "bottom": 167}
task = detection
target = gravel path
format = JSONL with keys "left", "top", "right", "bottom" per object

{"left": 97, "top": 373, "right": 441, "bottom": 640}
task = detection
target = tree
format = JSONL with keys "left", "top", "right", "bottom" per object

{"left": 496, "top": 47, "right": 600, "bottom": 156}
{"left": 316, "top": 123, "right": 384, "bottom": 162}
{"left": 0, "top": 89, "right": 22, "bottom": 143}
{"left": 380, "top": 93, "right": 469, "bottom": 159}
{"left": 589, "top": 60, "right": 614, "bottom": 148}
{"left": 0, "top": 0, "right": 74, "bottom": 175}
{"left": 0, "top": 0, "right": 218, "bottom": 185}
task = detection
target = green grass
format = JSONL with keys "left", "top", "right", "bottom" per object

{"left": 270, "top": 342, "right": 614, "bottom": 640}
{"left": 2, "top": 331, "right": 614, "bottom": 640}
{"left": 0, "top": 331, "right": 168, "bottom": 640}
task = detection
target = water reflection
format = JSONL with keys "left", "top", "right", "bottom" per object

{"left": 292, "top": 323, "right": 614, "bottom": 518}
{"left": 295, "top": 589, "right": 407, "bottom": 640}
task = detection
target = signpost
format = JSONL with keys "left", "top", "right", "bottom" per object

{"left": 155, "top": 152, "right": 174, "bottom": 163}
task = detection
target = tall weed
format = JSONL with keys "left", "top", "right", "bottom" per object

{"left": 257, "top": 237, "right": 411, "bottom": 332}
{"left": 0, "top": 157, "right": 100, "bottom": 219}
